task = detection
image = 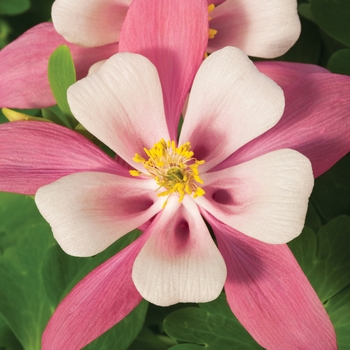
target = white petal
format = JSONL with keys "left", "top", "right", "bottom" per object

{"left": 196, "top": 149, "right": 314, "bottom": 244}
{"left": 68, "top": 53, "right": 170, "bottom": 171}
{"left": 132, "top": 196, "right": 226, "bottom": 306}
{"left": 52, "top": 0, "right": 131, "bottom": 47}
{"left": 180, "top": 47, "right": 284, "bottom": 172}
{"left": 208, "top": 0, "right": 301, "bottom": 58}
{"left": 35, "top": 172, "right": 164, "bottom": 257}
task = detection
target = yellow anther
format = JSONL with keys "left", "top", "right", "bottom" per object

{"left": 130, "top": 139, "right": 205, "bottom": 205}
{"left": 208, "top": 28, "right": 218, "bottom": 39}
{"left": 207, "top": 4, "right": 217, "bottom": 41}
{"left": 129, "top": 170, "right": 141, "bottom": 177}
{"left": 133, "top": 154, "right": 145, "bottom": 163}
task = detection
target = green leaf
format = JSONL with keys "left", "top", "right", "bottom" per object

{"left": 0, "top": 314, "right": 23, "bottom": 350}
{"left": 84, "top": 301, "right": 148, "bottom": 350}
{"left": 163, "top": 294, "right": 262, "bottom": 349}
{"left": 311, "top": 155, "right": 350, "bottom": 222}
{"left": 128, "top": 328, "right": 175, "bottom": 350}
{"left": 129, "top": 304, "right": 184, "bottom": 350}
{"left": 41, "top": 108, "right": 66, "bottom": 126}
{"left": 0, "top": 0, "right": 30, "bottom": 15}
{"left": 0, "top": 19, "right": 11, "bottom": 49}
{"left": 328, "top": 49, "right": 350, "bottom": 75}
{"left": 289, "top": 216, "right": 350, "bottom": 303}
{"left": 48, "top": 45, "right": 77, "bottom": 128}
{"left": 311, "top": 0, "right": 350, "bottom": 47}
{"left": 0, "top": 193, "right": 55, "bottom": 350}
{"left": 305, "top": 201, "right": 323, "bottom": 232}
{"left": 298, "top": 3, "right": 314, "bottom": 22}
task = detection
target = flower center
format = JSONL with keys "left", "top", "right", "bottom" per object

{"left": 208, "top": 4, "right": 217, "bottom": 39}
{"left": 130, "top": 139, "right": 205, "bottom": 204}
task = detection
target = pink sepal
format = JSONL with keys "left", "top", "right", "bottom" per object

{"left": 42, "top": 232, "right": 149, "bottom": 350}
{"left": 206, "top": 214, "right": 337, "bottom": 350}
{"left": 0, "top": 23, "right": 118, "bottom": 108}
{"left": 0, "top": 121, "right": 127, "bottom": 195}
{"left": 119, "top": 0, "right": 208, "bottom": 140}
{"left": 255, "top": 61, "right": 329, "bottom": 88}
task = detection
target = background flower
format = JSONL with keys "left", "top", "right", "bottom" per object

{"left": 0, "top": 0, "right": 301, "bottom": 109}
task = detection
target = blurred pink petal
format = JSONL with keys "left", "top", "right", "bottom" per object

{"left": 133, "top": 196, "right": 226, "bottom": 306}
{"left": 207, "top": 215, "right": 337, "bottom": 350}
{"left": 255, "top": 61, "right": 329, "bottom": 88}
{"left": 0, "top": 121, "right": 126, "bottom": 195}
{"left": 208, "top": 0, "right": 301, "bottom": 58}
{"left": 42, "top": 233, "right": 148, "bottom": 350}
{"left": 119, "top": 0, "right": 208, "bottom": 139}
{"left": 196, "top": 149, "right": 313, "bottom": 244}
{"left": 36, "top": 172, "right": 163, "bottom": 256}
{"left": 0, "top": 23, "right": 118, "bottom": 108}
{"left": 52, "top": 0, "right": 131, "bottom": 47}
{"left": 179, "top": 47, "right": 284, "bottom": 172}
{"left": 216, "top": 73, "right": 350, "bottom": 177}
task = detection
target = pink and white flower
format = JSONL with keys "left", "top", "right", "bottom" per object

{"left": 52, "top": 0, "right": 300, "bottom": 59}
{"left": 0, "top": 0, "right": 300, "bottom": 108}
{"left": 1, "top": 45, "right": 344, "bottom": 349}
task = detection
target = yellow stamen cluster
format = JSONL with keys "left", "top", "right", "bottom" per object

{"left": 130, "top": 139, "right": 205, "bottom": 204}
{"left": 208, "top": 4, "right": 217, "bottom": 39}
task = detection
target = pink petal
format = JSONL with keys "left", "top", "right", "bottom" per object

{"left": 132, "top": 196, "right": 226, "bottom": 306}
{"left": 255, "top": 61, "right": 329, "bottom": 89}
{"left": 196, "top": 149, "right": 313, "bottom": 244}
{"left": 52, "top": 0, "right": 131, "bottom": 47}
{"left": 0, "top": 121, "right": 127, "bottom": 195}
{"left": 0, "top": 23, "right": 118, "bottom": 109}
{"left": 216, "top": 73, "right": 350, "bottom": 178}
{"left": 42, "top": 233, "right": 148, "bottom": 350}
{"left": 208, "top": 0, "right": 226, "bottom": 5}
{"left": 67, "top": 53, "right": 170, "bottom": 171}
{"left": 206, "top": 216, "right": 337, "bottom": 350}
{"left": 180, "top": 47, "right": 284, "bottom": 173}
{"left": 208, "top": 0, "right": 301, "bottom": 58}
{"left": 119, "top": 0, "right": 209, "bottom": 140}
{"left": 36, "top": 172, "right": 163, "bottom": 257}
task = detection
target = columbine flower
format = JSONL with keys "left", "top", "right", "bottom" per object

{"left": 0, "top": 46, "right": 343, "bottom": 349}
{"left": 52, "top": 0, "right": 300, "bottom": 58}
{"left": 0, "top": 0, "right": 300, "bottom": 108}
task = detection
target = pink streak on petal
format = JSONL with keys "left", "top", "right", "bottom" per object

{"left": 216, "top": 73, "right": 350, "bottom": 178}
{"left": 196, "top": 149, "right": 313, "bottom": 244}
{"left": 52, "top": 0, "right": 131, "bottom": 47}
{"left": 42, "top": 233, "right": 149, "bottom": 350}
{"left": 0, "top": 22, "right": 118, "bottom": 109}
{"left": 255, "top": 61, "right": 329, "bottom": 89}
{"left": 119, "top": 0, "right": 209, "bottom": 140}
{"left": 180, "top": 47, "right": 284, "bottom": 173}
{"left": 132, "top": 196, "right": 226, "bottom": 306}
{"left": 0, "top": 121, "right": 127, "bottom": 195}
{"left": 67, "top": 53, "right": 169, "bottom": 171}
{"left": 36, "top": 172, "right": 163, "bottom": 257}
{"left": 208, "top": 0, "right": 301, "bottom": 58}
{"left": 206, "top": 215, "right": 337, "bottom": 350}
